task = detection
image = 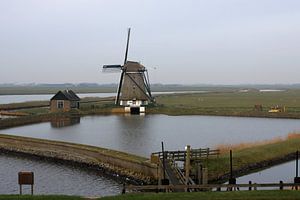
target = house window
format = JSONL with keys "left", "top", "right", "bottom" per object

{"left": 57, "top": 101, "right": 64, "bottom": 109}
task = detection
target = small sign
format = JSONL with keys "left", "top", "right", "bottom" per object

{"left": 19, "top": 171, "right": 34, "bottom": 185}
{"left": 18, "top": 171, "right": 34, "bottom": 195}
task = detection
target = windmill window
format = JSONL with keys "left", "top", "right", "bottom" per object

{"left": 57, "top": 101, "right": 64, "bottom": 109}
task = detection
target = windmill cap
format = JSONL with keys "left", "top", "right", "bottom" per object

{"left": 124, "top": 61, "right": 145, "bottom": 72}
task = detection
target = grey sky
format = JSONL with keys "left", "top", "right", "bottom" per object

{"left": 0, "top": 0, "right": 299, "bottom": 84}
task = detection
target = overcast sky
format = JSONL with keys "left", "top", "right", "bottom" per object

{"left": 0, "top": 0, "right": 300, "bottom": 84}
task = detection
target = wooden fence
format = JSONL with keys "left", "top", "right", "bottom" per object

{"left": 152, "top": 148, "right": 220, "bottom": 161}
{"left": 123, "top": 182, "right": 300, "bottom": 193}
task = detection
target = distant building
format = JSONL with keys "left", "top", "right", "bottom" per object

{"left": 50, "top": 90, "right": 80, "bottom": 112}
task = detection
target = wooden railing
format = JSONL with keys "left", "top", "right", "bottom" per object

{"left": 152, "top": 148, "right": 220, "bottom": 161}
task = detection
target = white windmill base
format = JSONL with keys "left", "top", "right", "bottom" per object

{"left": 124, "top": 106, "right": 145, "bottom": 114}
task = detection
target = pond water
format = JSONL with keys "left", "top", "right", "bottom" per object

{"left": 0, "top": 153, "right": 121, "bottom": 196}
{"left": 1, "top": 115, "right": 300, "bottom": 157}
{"left": 237, "top": 160, "right": 296, "bottom": 184}
{"left": 1, "top": 114, "right": 299, "bottom": 195}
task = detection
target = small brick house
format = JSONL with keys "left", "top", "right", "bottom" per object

{"left": 50, "top": 90, "right": 80, "bottom": 112}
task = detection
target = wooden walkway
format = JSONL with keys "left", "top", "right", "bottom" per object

{"left": 154, "top": 148, "right": 220, "bottom": 188}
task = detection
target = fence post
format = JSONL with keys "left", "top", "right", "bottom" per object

{"left": 249, "top": 181, "right": 252, "bottom": 191}
{"left": 202, "top": 167, "right": 208, "bottom": 185}
{"left": 185, "top": 145, "right": 191, "bottom": 191}
{"left": 279, "top": 180, "right": 283, "bottom": 190}
{"left": 122, "top": 183, "right": 126, "bottom": 194}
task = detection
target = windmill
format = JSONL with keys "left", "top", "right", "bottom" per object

{"left": 103, "top": 28, "right": 155, "bottom": 114}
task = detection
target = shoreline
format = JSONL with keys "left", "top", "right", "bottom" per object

{"left": 0, "top": 134, "right": 157, "bottom": 184}
{"left": 0, "top": 149, "right": 142, "bottom": 186}
{"left": 0, "top": 134, "right": 299, "bottom": 186}
{"left": 1, "top": 111, "right": 299, "bottom": 131}
{"left": 212, "top": 151, "right": 297, "bottom": 183}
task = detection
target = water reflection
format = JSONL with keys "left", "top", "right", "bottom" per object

{"left": 115, "top": 115, "right": 153, "bottom": 157}
{"left": 51, "top": 117, "right": 80, "bottom": 128}
{"left": 2, "top": 115, "right": 300, "bottom": 157}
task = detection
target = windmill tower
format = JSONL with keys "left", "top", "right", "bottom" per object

{"left": 103, "top": 28, "right": 155, "bottom": 114}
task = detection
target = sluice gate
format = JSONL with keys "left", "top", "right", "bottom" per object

{"left": 151, "top": 146, "right": 220, "bottom": 191}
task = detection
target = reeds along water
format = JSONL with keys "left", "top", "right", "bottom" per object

{"left": 215, "top": 132, "right": 300, "bottom": 153}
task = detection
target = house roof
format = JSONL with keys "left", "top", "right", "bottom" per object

{"left": 51, "top": 90, "right": 80, "bottom": 101}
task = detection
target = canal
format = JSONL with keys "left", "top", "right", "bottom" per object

{"left": 0, "top": 114, "right": 299, "bottom": 195}
{"left": 1, "top": 115, "right": 299, "bottom": 157}
{"left": 0, "top": 153, "right": 121, "bottom": 196}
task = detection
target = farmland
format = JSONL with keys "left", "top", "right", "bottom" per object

{"left": 1, "top": 89, "right": 300, "bottom": 119}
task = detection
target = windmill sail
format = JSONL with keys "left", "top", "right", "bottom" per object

{"left": 102, "top": 65, "right": 122, "bottom": 73}
{"left": 116, "top": 28, "right": 131, "bottom": 104}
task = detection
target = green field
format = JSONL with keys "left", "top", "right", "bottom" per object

{"left": 1, "top": 191, "right": 300, "bottom": 200}
{"left": 207, "top": 134, "right": 300, "bottom": 181}
{"left": 0, "top": 85, "right": 235, "bottom": 95}
{"left": 0, "top": 195, "right": 81, "bottom": 200}
{"left": 101, "top": 191, "right": 300, "bottom": 200}
{"left": 149, "top": 90, "right": 300, "bottom": 117}
{"left": 2, "top": 90, "right": 300, "bottom": 128}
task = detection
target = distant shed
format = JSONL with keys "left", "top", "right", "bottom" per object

{"left": 50, "top": 90, "right": 80, "bottom": 112}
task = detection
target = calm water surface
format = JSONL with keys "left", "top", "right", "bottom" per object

{"left": 1, "top": 114, "right": 299, "bottom": 195}
{"left": 222, "top": 161, "right": 296, "bottom": 190}
{"left": 2, "top": 115, "right": 300, "bottom": 157}
{"left": 237, "top": 161, "right": 296, "bottom": 184}
{"left": 0, "top": 153, "right": 121, "bottom": 196}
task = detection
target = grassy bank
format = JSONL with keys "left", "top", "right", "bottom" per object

{"left": 0, "top": 195, "right": 81, "bottom": 200}
{"left": 0, "top": 101, "right": 49, "bottom": 111}
{"left": 0, "top": 134, "right": 156, "bottom": 183}
{"left": 207, "top": 134, "right": 300, "bottom": 182}
{"left": 2, "top": 191, "right": 300, "bottom": 200}
{"left": 101, "top": 191, "right": 300, "bottom": 200}
{"left": 0, "top": 113, "right": 69, "bottom": 129}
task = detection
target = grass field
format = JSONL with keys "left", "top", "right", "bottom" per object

{"left": 0, "top": 85, "right": 238, "bottom": 95}
{"left": 1, "top": 90, "right": 300, "bottom": 128}
{"left": 149, "top": 90, "right": 300, "bottom": 117}
{"left": 102, "top": 191, "right": 300, "bottom": 200}
{"left": 0, "top": 195, "right": 81, "bottom": 200}
{"left": 2, "top": 88, "right": 300, "bottom": 118}
{"left": 1, "top": 191, "right": 300, "bottom": 200}
{"left": 207, "top": 133, "right": 300, "bottom": 181}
